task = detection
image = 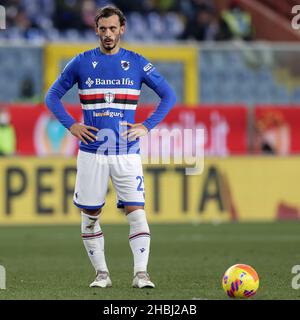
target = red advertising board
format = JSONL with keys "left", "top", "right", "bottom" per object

{"left": 136, "top": 104, "right": 248, "bottom": 156}
{"left": 254, "top": 106, "right": 300, "bottom": 155}
{"left": 8, "top": 104, "right": 82, "bottom": 156}
{"left": 6, "top": 104, "right": 248, "bottom": 156}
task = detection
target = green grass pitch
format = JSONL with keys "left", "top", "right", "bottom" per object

{"left": 0, "top": 222, "right": 300, "bottom": 300}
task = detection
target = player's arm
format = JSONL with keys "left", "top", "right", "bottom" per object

{"left": 45, "top": 57, "right": 98, "bottom": 144}
{"left": 141, "top": 79, "right": 176, "bottom": 131}
{"left": 122, "top": 59, "right": 176, "bottom": 141}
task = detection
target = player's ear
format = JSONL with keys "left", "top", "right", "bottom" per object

{"left": 120, "top": 25, "right": 125, "bottom": 35}
{"left": 95, "top": 25, "right": 99, "bottom": 36}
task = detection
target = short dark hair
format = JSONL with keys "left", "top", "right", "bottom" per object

{"left": 94, "top": 6, "right": 126, "bottom": 27}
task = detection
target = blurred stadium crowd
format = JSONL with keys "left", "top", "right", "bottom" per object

{"left": 1, "top": 0, "right": 254, "bottom": 42}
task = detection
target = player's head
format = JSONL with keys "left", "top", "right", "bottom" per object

{"left": 94, "top": 6, "right": 126, "bottom": 53}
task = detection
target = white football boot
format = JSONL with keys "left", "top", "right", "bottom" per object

{"left": 132, "top": 271, "right": 155, "bottom": 288}
{"left": 89, "top": 271, "right": 112, "bottom": 288}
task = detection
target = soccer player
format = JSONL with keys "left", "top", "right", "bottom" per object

{"left": 45, "top": 6, "right": 176, "bottom": 288}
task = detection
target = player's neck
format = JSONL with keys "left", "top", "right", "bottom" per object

{"left": 99, "top": 44, "right": 120, "bottom": 55}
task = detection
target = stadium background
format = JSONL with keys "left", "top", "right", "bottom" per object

{"left": 1, "top": 0, "right": 300, "bottom": 300}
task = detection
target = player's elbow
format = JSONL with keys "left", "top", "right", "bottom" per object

{"left": 45, "top": 81, "right": 66, "bottom": 107}
{"left": 44, "top": 89, "right": 52, "bottom": 109}
{"left": 158, "top": 80, "right": 177, "bottom": 108}
{"left": 45, "top": 86, "right": 62, "bottom": 109}
{"left": 163, "top": 86, "right": 176, "bottom": 111}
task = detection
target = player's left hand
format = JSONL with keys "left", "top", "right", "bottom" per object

{"left": 121, "top": 122, "right": 148, "bottom": 141}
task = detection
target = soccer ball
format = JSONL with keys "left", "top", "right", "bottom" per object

{"left": 222, "top": 264, "right": 259, "bottom": 298}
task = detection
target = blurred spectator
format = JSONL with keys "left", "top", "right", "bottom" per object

{"left": 178, "top": 3, "right": 218, "bottom": 41}
{"left": 217, "top": 0, "right": 255, "bottom": 41}
{"left": 81, "top": 0, "right": 97, "bottom": 30}
{"left": 53, "top": 0, "right": 82, "bottom": 30}
{"left": 21, "top": 0, "right": 55, "bottom": 31}
{"left": 2, "top": 0, "right": 20, "bottom": 27}
{"left": 113, "top": 0, "right": 150, "bottom": 14}
{"left": 14, "top": 9, "right": 33, "bottom": 31}
{"left": 150, "top": 0, "right": 178, "bottom": 13}
{"left": 2, "top": 0, "right": 257, "bottom": 42}
{"left": 0, "top": 0, "right": 48, "bottom": 40}
{"left": 17, "top": 76, "right": 41, "bottom": 103}
{"left": 95, "top": 0, "right": 113, "bottom": 6}
{"left": 179, "top": 0, "right": 214, "bottom": 18}
{"left": 0, "top": 107, "right": 16, "bottom": 156}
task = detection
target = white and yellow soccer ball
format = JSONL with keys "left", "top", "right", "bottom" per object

{"left": 222, "top": 264, "right": 259, "bottom": 298}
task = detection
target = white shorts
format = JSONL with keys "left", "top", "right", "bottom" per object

{"left": 73, "top": 150, "right": 145, "bottom": 210}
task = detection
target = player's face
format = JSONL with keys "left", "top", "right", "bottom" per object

{"left": 96, "top": 15, "right": 125, "bottom": 53}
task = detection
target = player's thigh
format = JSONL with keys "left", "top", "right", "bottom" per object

{"left": 73, "top": 151, "right": 110, "bottom": 208}
{"left": 109, "top": 154, "right": 145, "bottom": 207}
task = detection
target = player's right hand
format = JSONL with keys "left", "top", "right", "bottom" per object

{"left": 69, "top": 123, "right": 99, "bottom": 144}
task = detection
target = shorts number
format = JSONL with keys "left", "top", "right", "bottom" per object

{"left": 136, "top": 176, "right": 144, "bottom": 191}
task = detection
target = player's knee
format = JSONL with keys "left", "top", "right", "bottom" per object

{"left": 82, "top": 208, "right": 102, "bottom": 216}
{"left": 126, "top": 208, "right": 149, "bottom": 233}
{"left": 126, "top": 208, "right": 147, "bottom": 223}
{"left": 125, "top": 205, "right": 144, "bottom": 215}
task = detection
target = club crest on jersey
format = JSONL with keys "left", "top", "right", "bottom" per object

{"left": 121, "top": 60, "right": 130, "bottom": 71}
{"left": 104, "top": 92, "right": 115, "bottom": 104}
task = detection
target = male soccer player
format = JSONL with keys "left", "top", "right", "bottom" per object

{"left": 45, "top": 6, "right": 176, "bottom": 288}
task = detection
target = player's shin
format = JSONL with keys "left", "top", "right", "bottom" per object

{"left": 127, "top": 209, "right": 151, "bottom": 275}
{"left": 81, "top": 211, "right": 109, "bottom": 273}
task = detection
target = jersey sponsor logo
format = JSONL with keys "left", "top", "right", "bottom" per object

{"left": 92, "top": 61, "right": 98, "bottom": 69}
{"left": 94, "top": 78, "right": 134, "bottom": 86}
{"left": 143, "top": 63, "right": 153, "bottom": 72}
{"left": 104, "top": 92, "right": 115, "bottom": 104}
{"left": 121, "top": 60, "right": 130, "bottom": 71}
{"left": 85, "top": 77, "right": 134, "bottom": 88}
{"left": 85, "top": 77, "right": 94, "bottom": 88}
{"left": 93, "top": 110, "right": 124, "bottom": 118}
